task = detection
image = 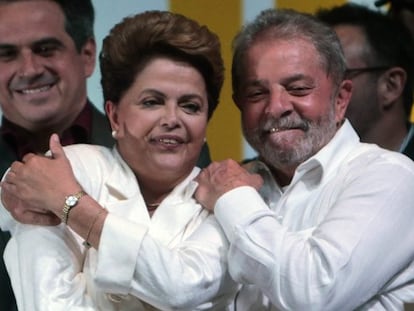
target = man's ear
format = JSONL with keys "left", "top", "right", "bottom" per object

{"left": 378, "top": 67, "right": 406, "bottom": 110}
{"left": 335, "top": 79, "right": 353, "bottom": 125}
{"left": 81, "top": 37, "right": 97, "bottom": 78}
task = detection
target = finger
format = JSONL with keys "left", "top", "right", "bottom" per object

{"left": 0, "top": 180, "right": 17, "bottom": 193}
{"left": 2, "top": 171, "right": 13, "bottom": 184}
{"left": 48, "top": 133, "right": 64, "bottom": 159}
{"left": 203, "top": 160, "right": 225, "bottom": 173}
{"left": 9, "top": 160, "right": 23, "bottom": 173}
{"left": 21, "top": 153, "right": 36, "bottom": 163}
{"left": 251, "top": 174, "right": 264, "bottom": 189}
{"left": 1, "top": 172, "right": 20, "bottom": 192}
{"left": 25, "top": 212, "right": 61, "bottom": 226}
{"left": 11, "top": 202, "right": 61, "bottom": 226}
{"left": 194, "top": 167, "right": 210, "bottom": 182}
{"left": 1, "top": 187, "right": 20, "bottom": 213}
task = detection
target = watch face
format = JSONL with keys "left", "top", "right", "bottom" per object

{"left": 65, "top": 196, "right": 78, "bottom": 207}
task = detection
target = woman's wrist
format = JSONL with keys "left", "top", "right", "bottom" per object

{"left": 62, "top": 190, "right": 86, "bottom": 224}
{"left": 65, "top": 194, "right": 108, "bottom": 249}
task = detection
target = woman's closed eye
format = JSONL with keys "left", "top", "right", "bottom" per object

{"left": 141, "top": 97, "right": 162, "bottom": 108}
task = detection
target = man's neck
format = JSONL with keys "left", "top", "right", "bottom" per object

{"left": 362, "top": 115, "right": 408, "bottom": 151}
{"left": 268, "top": 163, "right": 296, "bottom": 187}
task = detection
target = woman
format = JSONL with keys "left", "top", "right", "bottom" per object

{"left": 0, "top": 10, "right": 239, "bottom": 310}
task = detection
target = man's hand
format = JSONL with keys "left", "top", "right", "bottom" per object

{"left": 195, "top": 159, "right": 263, "bottom": 212}
{"left": 1, "top": 134, "right": 80, "bottom": 225}
{"left": 1, "top": 187, "right": 60, "bottom": 226}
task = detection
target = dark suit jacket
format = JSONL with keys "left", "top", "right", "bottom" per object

{"left": 402, "top": 125, "right": 414, "bottom": 161}
{"left": 0, "top": 102, "right": 211, "bottom": 310}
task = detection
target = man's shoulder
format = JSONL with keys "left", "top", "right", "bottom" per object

{"left": 88, "top": 103, "right": 114, "bottom": 148}
{"left": 346, "top": 142, "right": 414, "bottom": 174}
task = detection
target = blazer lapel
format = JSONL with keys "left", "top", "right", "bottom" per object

{"left": 149, "top": 169, "right": 208, "bottom": 246}
{"left": 103, "top": 148, "right": 150, "bottom": 223}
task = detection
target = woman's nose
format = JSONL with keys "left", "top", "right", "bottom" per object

{"left": 160, "top": 106, "right": 180, "bottom": 129}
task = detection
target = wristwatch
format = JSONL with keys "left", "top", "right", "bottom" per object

{"left": 62, "top": 190, "right": 86, "bottom": 224}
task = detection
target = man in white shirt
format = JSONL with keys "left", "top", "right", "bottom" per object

{"left": 195, "top": 8, "right": 414, "bottom": 310}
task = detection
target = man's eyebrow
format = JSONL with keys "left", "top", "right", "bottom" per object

{"left": 0, "top": 38, "right": 64, "bottom": 50}
{"left": 31, "top": 37, "right": 64, "bottom": 47}
{"left": 244, "top": 79, "right": 266, "bottom": 87}
{"left": 281, "top": 73, "right": 312, "bottom": 84}
{"left": 244, "top": 74, "right": 312, "bottom": 85}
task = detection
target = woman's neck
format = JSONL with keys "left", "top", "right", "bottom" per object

{"left": 137, "top": 173, "right": 182, "bottom": 207}
{"left": 133, "top": 165, "right": 194, "bottom": 212}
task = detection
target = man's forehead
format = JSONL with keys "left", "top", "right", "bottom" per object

{"left": 0, "top": 1, "right": 68, "bottom": 45}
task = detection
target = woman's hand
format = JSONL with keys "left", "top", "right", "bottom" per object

{"left": 1, "top": 134, "right": 81, "bottom": 225}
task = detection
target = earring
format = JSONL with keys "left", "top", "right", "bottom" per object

{"left": 111, "top": 130, "right": 117, "bottom": 139}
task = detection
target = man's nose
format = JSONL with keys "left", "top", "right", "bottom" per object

{"left": 17, "top": 50, "right": 43, "bottom": 78}
{"left": 264, "top": 86, "right": 293, "bottom": 117}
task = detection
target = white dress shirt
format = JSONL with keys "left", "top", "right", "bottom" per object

{"left": 216, "top": 120, "right": 414, "bottom": 311}
{"left": 0, "top": 145, "right": 238, "bottom": 311}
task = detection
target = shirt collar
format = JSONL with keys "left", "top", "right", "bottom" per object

{"left": 292, "top": 119, "right": 360, "bottom": 185}
{"left": 60, "top": 102, "right": 92, "bottom": 146}
{"left": 0, "top": 102, "right": 93, "bottom": 159}
{"left": 248, "top": 119, "right": 360, "bottom": 192}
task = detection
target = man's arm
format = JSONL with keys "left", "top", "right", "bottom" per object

{"left": 195, "top": 158, "right": 414, "bottom": 310}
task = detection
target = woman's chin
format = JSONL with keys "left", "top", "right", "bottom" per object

{"left": 151, "top": 155, "right": 195, "bottom": 173}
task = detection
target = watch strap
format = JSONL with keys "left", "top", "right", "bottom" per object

{"left": 62, "top": 190, "right": 86, "bottom": 224}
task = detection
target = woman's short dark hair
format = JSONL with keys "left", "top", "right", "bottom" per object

{"left": 100, "top": 10, "right": 224, "bottom": 119}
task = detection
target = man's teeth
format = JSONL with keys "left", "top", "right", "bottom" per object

{"left": 20, "top": 85, "right": 51, "bottom": 94}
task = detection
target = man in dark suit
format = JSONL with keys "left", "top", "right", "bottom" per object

{"left": 0, "top": 1, "right": 112, "bottom": 309}
{"left": 316, "top": 3, "right": 414, "bottom": 160}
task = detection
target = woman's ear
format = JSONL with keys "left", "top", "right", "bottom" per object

{"left": 378, "top": 67, "right": 406, "bottom": 110}
{"left": 335, "top": 79, "right": 353, "bottom": 125}
{"left": 105, "top": 101, "right": 118, "bottom": 131}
